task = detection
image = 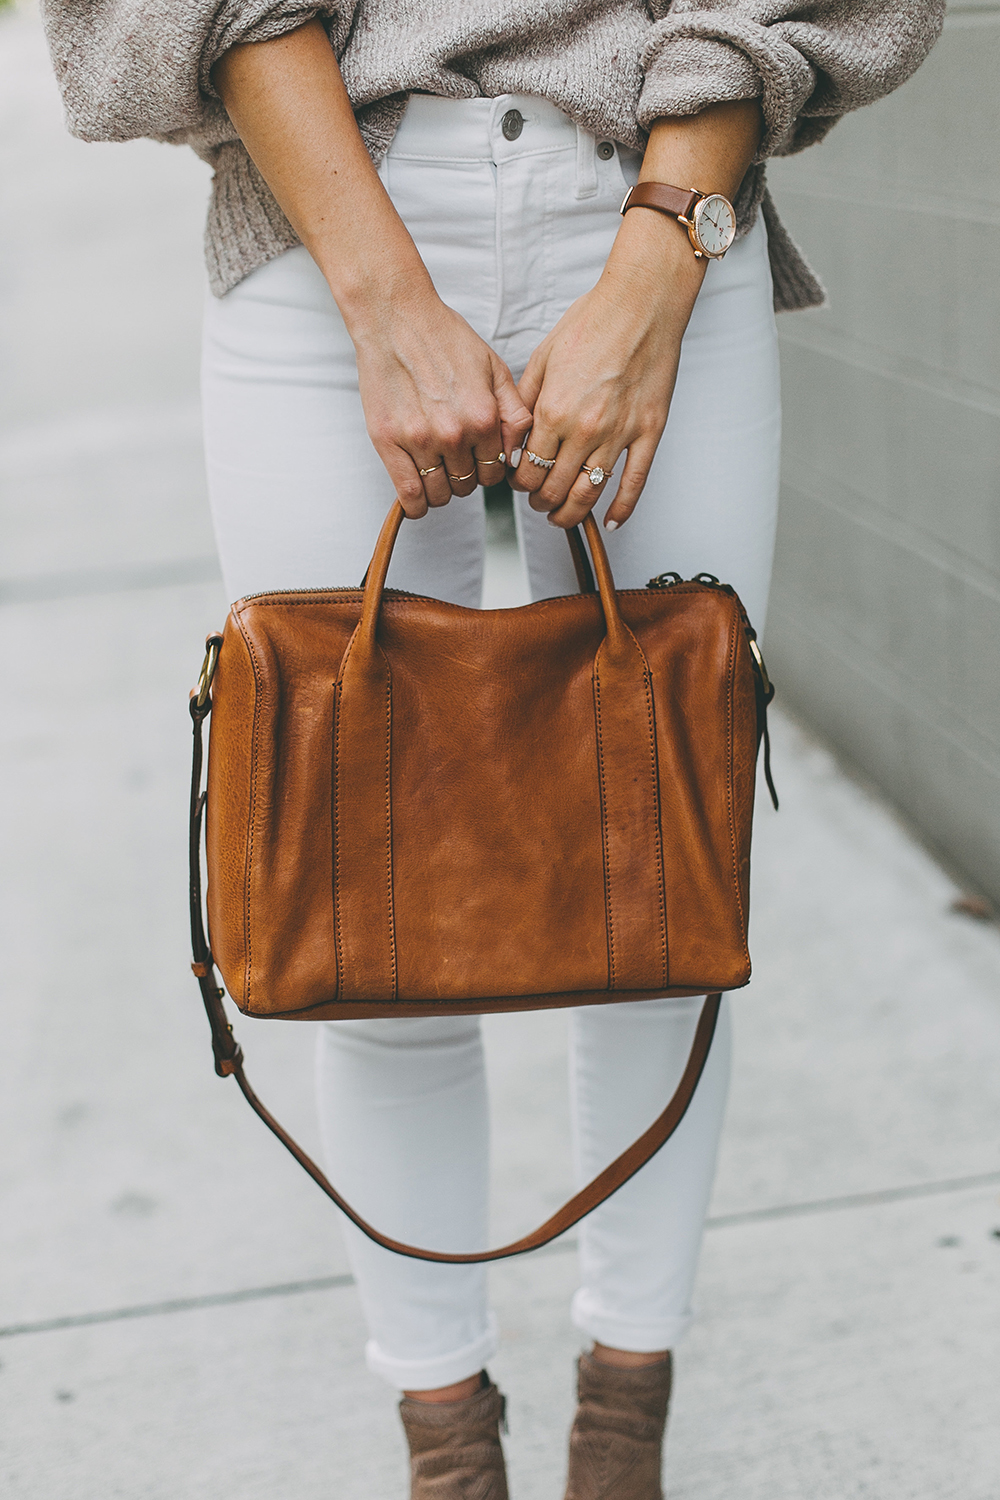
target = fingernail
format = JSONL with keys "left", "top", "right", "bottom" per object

{"left": 510, "top": 448, "right": 522, "bottom": 467}
{"left": 605, "top": 519, "right": 619, "bottom": 532}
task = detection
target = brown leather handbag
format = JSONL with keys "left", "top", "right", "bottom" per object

{"left": 188, "top": 500, "right": 776, "bottom": 1263}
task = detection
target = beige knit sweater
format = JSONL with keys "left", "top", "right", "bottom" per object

{"left": 40, "top": 0, "right": 943, "bottom": 310}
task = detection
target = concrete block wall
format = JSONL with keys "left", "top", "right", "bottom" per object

{"left": 764, "top": 2, "right": 1000, "bottom": 902}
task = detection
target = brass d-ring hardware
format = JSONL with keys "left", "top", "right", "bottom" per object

{"left": 195, "top": 637, "right": 221, "bottom": 709}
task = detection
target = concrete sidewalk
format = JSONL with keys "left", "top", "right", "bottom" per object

{"left": 2, "top": 4, "right": 999, "bottom": 1496}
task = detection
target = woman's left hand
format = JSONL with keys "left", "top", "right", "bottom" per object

{"left": 511, "top": 213, "right": 707, "bottom": 529}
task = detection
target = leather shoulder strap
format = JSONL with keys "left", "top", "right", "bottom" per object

{"left": 188, "top": 658, "right": 721, "bottom": 1262}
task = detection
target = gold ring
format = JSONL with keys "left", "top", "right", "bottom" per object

{"left": 418, "top": 464, "right": 442, "bottom": 477}
{"left": 479, "top": 452, "right": 507, "bottom": 467}
{"left": 581, "top": 464, "right": 607, "bottom": 487}
{"left": 525, "top": 449, "right": 556, "bottom": 471}
{"left": 448, "top": 470, "right": 477, "bottom": 483}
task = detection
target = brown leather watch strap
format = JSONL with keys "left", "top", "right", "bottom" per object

{"left": 621, "top": 182, "right": 701, "bottom": 223}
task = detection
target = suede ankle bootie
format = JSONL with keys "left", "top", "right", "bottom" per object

{"left": 399, "top": 1375, "right": 509, "bottom": 1500}
{"left": 563, "top": 1351, "right": 673, "bottom": 1500}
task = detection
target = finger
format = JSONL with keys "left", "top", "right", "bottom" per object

{"left": 376, "top": 445, "right": 431, "bottom": 519}
{"left": 473, "top": 425, "right": 508, "bottom": 489}
{"left": 514, "top": 423, "right": 561, "bottom": 498}
{"left": 490, "top": 357, "right": 534, "bottom": 473}
{"left": 530, "top": 427, "right": 595, "bottom": 513}
{"left": 601, "top": 435, "right": 659, "bottom": 530}
{"left": 515, "top": 344, "right": 547, "bottom": 416}
{"left": 412, "top": 453, "right": 453, "bottom": 510}
{"left": 441, "top": 442, "right": 480, "bottom": 498}
{"left": 507, "top": 424, "right": 535, "bottom": 490}
{"left": 545, "top": 448, "right": 620, "bottom": 530}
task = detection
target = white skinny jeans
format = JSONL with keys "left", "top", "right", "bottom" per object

{"left": 202, "top": 94, "right": 780, "bottom": 1391}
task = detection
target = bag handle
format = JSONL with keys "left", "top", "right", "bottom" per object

{"left": 186, "top": 506, "right": 723, "bottom": 1263}
{"left": 359, "top": 506, "right": 596, "bottom": 595}
{"left": 358, "top": 502, "right": 623, "bottom": 667}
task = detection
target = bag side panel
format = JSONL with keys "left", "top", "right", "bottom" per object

{"left": 236, "top": 598, "right": 359, "bottom": 1016}
{"left": 730, "top": 624, "right": 759, "bottom": 936}
{"left": 205, "top": 614, "right": 257, "bottom": 1009}
{"left": 626, "top": 590, "right": 753, "bottom": 992}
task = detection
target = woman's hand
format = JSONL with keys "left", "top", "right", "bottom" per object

{"left": 350, "top": 282, "right": 532, "bottom": 518}
{"left": 511, "top": 214, "right": 706, "bottom": 530}
{"left": 512, "top": 99, "right": 763, "bottom": 530}
{"left": 214, "top": 20, "right": 531, "bottom": 517}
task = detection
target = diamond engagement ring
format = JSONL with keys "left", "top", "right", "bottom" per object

{"left": 525, "top": 449, "right": 556, "bottom": 470}
{"left": 581, "top": 465, "right": 607, "bottom": 487}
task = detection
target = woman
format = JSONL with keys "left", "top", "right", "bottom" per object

{"left": 44, "top": 3, "right": 943, "bottom": 1495}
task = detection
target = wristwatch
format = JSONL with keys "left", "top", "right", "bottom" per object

{"left": 620, "top": 182, "right": 736, "bottom": 260}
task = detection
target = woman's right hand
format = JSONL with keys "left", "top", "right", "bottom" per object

{"left": 350, "top": 284, "right": 532, "bottom": 517}
{"left": 214, "top": 24, "right": 531, "bottom": 518}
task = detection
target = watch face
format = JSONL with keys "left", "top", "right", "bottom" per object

{"left": 693, "top": 195, "right": 736, "bottom": 257}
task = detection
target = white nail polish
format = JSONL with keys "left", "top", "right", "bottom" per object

{"left": 510, "top": 448, "right": 522, "bottom": 467}
{"left": 605, "top": 519, "right": 619, "bottom": 532}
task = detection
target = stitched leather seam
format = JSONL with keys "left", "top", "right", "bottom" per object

{"left": 234, "top": 585, "right": 708, "bottom": 615}
{"left": 641, "top": 664, "right": 669, "bottom": 989}
{"left": 382, "top": 672, "right": 398, "bottom": 1000}
{"left": 592, "top": 659, "right": 615, "bottom": 991}
{"left": 249, "top": 984, "right": 732, "bottom": 1019}
{"left": 332, "top": 624, "right": 363, "bottom": 1002}
{"left": 724, "top": 610, "right": 748, "bottom": 953}
{"left": 332, "top": 627, "right": 396, "bottom": 1003}
{"left": 235, "top": 614, "right": 262, "bottom": 1012}
{"left": 623, "top": 622, "right": 668, "bottom": 991}
{"left": 332, "top": 679, "right": 343, "bottom": 1004}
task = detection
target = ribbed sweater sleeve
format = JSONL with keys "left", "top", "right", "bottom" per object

{"left": 39, "top": 0, "right": 351, "bottom": 145}
{"left": 639, "top": 1, "right": 946, "bottom": 158}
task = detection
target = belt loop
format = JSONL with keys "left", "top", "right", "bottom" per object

{"left": 575, "top": 124, "right": 598, "bottom": 200}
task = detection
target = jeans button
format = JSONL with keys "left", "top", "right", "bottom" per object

{"left": 597, "top": 141, "right": 615, "bottom": 161}
{"left": 501, "top": 109, "right": 524, "bottom": 141}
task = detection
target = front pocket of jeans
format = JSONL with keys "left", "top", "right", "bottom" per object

{"left": 610, "top": 143, "right": 642, "bottom": 199}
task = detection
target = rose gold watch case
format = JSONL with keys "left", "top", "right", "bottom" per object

{"left": 682, "top": 193, "right": 736, "bottom": 260}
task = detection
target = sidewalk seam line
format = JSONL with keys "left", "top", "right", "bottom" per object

{"left": 3, "top": 1169, "right": 997, "bottom": 1340}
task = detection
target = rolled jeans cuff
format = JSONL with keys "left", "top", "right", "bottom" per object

{"left": 570, "top": 1289, "right": 694, "bottom": 1353}
{"left": 365, "top": 1312, "right": 500, "bottom": 1391}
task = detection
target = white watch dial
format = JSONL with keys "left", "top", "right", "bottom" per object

{"left": 693, "top": 195, "right": 736, "bottom": 257}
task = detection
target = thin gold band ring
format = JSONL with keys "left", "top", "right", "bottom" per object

{"left": 479, "top": 452, "right": 507, "bottom": 467}
{"left": 448, "top": 469, "right": 477, "bottom": 483}
{"left": 418, "top": 464, "right": 442, "bottom": 477}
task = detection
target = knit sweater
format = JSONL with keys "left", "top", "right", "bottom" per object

{"left": 40, "top": 0, "right": 943, "bottom": 311}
